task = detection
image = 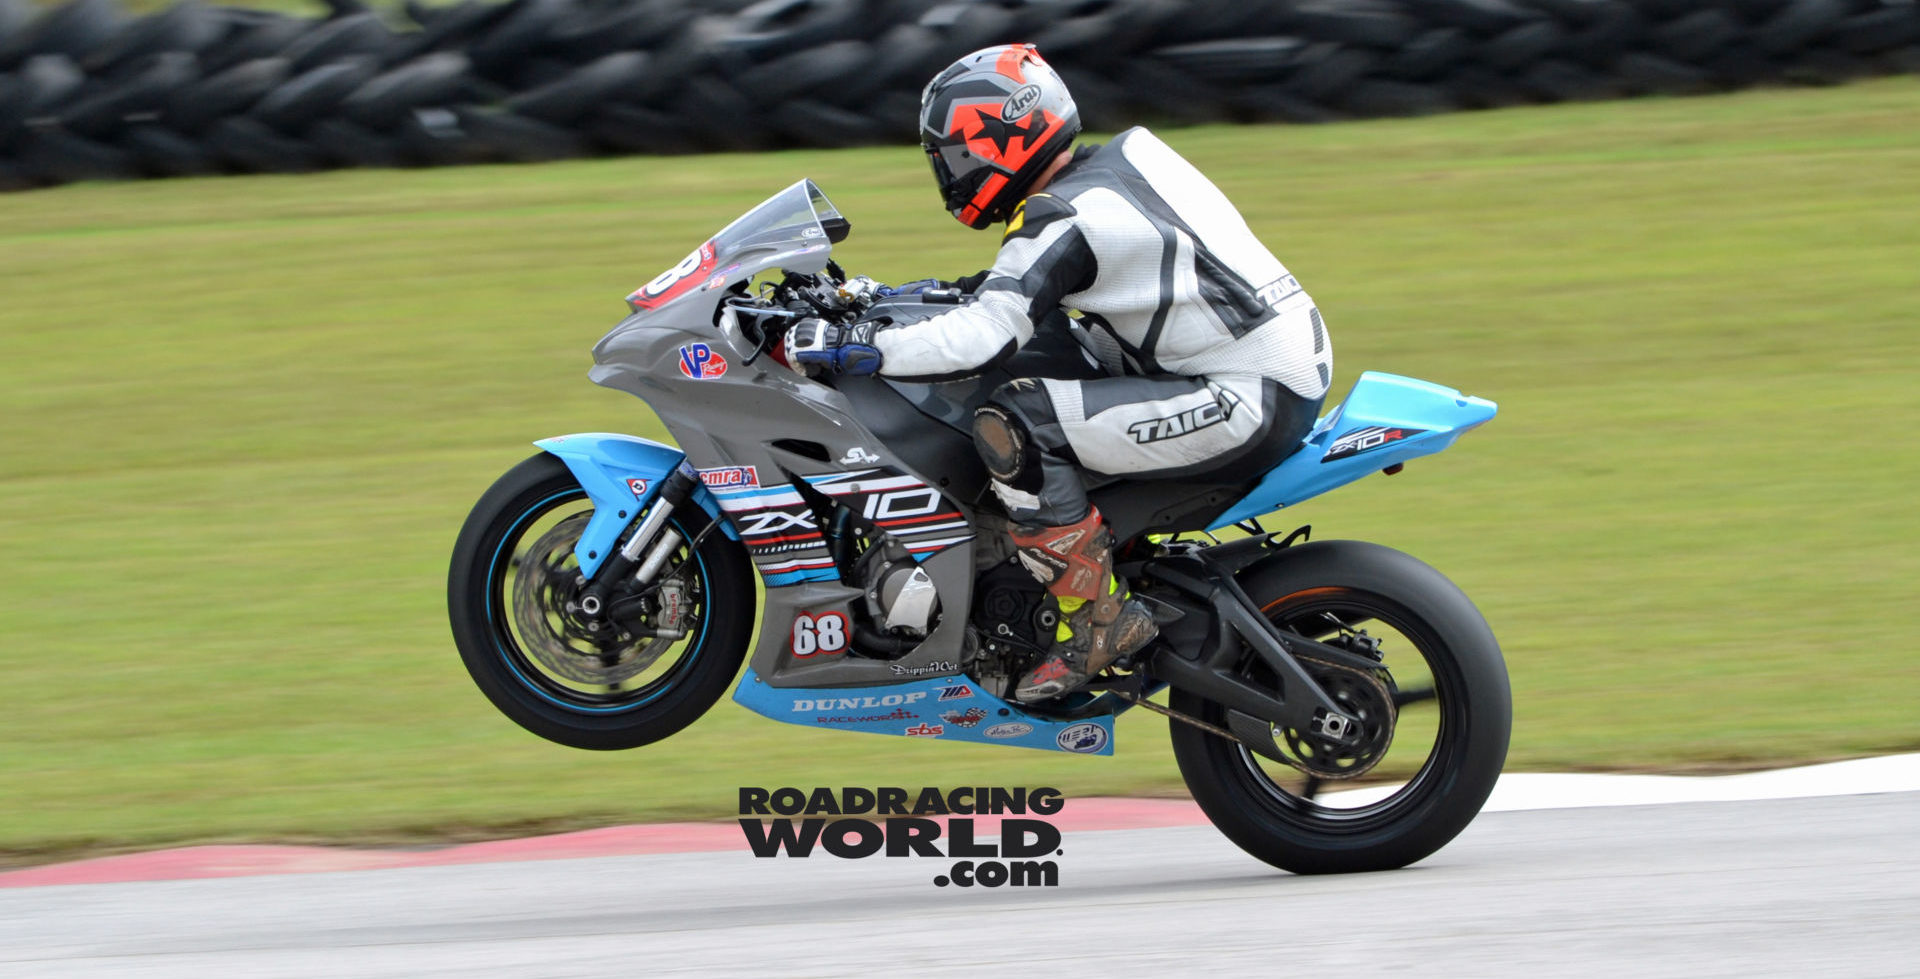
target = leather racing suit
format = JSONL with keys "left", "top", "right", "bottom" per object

{"left": 871, "top": 126, "right": 1332, "bottom": 527}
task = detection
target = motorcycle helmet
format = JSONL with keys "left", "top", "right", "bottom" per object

{"left": 919, "top": 44, "right": 1081, "bottom": 230}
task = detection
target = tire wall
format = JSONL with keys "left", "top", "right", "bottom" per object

{"left": 2, "top": 0, "right": 1916, "bottom": 189}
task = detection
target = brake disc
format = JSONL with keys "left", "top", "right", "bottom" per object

{"left": 509, "top": 512, "right": 677, "bottom": 686}
{"left": 1279, "top": 653, "right": 1398, "bottom": 780}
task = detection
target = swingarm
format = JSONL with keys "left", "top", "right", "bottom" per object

{"left": 1136, "top": 544, "right": 1379, "bottom": 758}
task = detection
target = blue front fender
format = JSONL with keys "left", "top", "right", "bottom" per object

{"left": 1211, "top": 372, "right": 1497, "bottom": 528}
{"left": 533, "top": 433, "right": 737, "bottom": 578}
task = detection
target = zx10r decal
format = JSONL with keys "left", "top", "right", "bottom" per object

{"left": 711, "top": 468, "right": 972, "bottom": 586}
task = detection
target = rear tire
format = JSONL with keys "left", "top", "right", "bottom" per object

{"left": 1168, "top": 540, "right": 1511, "bottom": 874}
{"left": 448, "top": 453, "right": 754, "bottom": 750}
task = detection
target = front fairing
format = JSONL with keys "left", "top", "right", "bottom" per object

{"left": 592, "top": 179, "right": 842, "bottom": 367}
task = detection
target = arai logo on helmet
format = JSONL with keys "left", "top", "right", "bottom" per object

{"left": 1002, "top": 84, "right": 1043, "bottom": 121}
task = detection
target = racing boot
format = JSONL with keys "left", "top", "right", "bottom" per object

{"left": 1008, "top": 509, "right": 1157, "bottom": 703}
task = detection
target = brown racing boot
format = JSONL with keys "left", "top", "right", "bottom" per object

{"left": 1008, "top": 509, "right": 1157, "bottom": 703}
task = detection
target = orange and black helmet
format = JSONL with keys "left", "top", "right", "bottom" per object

{"left": 919, "top": 44, "right": 1081, "bottom": 230}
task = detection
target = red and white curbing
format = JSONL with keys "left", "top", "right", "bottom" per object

{"left": 3, "top": 753, "right": 1914, "bottom": 889}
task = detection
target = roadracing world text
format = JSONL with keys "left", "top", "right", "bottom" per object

{"left": 739, "top": 786, "right": 1064, "bottom": 888}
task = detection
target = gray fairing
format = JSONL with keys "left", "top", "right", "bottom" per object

{"left": 590, "top": 281, "right": 990, "bottom": 688}
{"left": 586, "top": 188, "right": 1265, "bottom": 688}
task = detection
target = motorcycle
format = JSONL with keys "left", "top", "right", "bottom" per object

{"left": 448, "top": 180, "right": 1512, "bottom": 874}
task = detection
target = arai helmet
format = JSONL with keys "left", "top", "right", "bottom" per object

{"left": 919, "top": 44, "right": 1081, "bottom": 230}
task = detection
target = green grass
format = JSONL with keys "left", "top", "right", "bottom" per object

{"left": 3, "top": 78, "right": 1918, "bottom": 863}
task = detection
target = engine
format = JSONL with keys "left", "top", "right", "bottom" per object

{"left": 852, "top": 537, "right": 940, "bottom": 638}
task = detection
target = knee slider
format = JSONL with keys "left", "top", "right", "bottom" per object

{"left": 972, "top": 404, "right": 1030, "bottom": 484}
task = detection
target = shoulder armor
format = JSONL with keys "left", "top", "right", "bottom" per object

{"left": 1004, "top": 192, "right": 1077, "bottom": 242}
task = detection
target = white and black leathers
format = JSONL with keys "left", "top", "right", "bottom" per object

{"left": 872, "top": 127, "right": 1332, "bottom": 524}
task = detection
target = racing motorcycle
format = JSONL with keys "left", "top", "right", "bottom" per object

{"left": 448, "top": 180, "right": 1512, "bottom": 874}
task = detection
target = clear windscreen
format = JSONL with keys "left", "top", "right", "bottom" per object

{"left": 625, "top": 180, "right": 844, "bottom": 314}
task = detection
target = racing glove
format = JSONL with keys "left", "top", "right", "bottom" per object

{"left": 788, "top": 318, "right": 882, "bottom": 376}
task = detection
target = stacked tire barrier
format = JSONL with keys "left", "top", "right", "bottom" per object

{"left": 3, "top": 0, "right": 1918, "bottom": 189}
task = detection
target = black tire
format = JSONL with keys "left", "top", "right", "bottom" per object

{"left": 505, "top": 50, "right": 649, "bottom": 125}
{"left": 250, "top": 56, "right": 378, "bottom": 134}
{"left": 1166, "top": 540, "right": 1512, "bottom": 875}
{"left": 448, "top": 453, "right": 756, "bottom": 751}
{"left": 198, "top": 14, "right": 304, "bottom": 74}
{"left": 280, "top": 12, "right": 390, "bottom": 73}
{"left": 1753, "top": 0, "right": 1845, "bottom": 55}
{"left": 1291, "top": 0, "right": 1420, "bottom": 49}
{"left": 1152, "top": 36, "right": 1311, "bottom": 85}
{"left": 1415, "top": 0, "right": 1538, "bottom": 35}
{"left": 1285, "top": 43, "right": 1379, "bottom": 102}
{"left": 453, "top": 105, "right": 587, "bottom": 162}
{"left": 82, "top": 0, "right": 222, "bottom": 73}
{"left": 1478, "top": 20, "right": 1566, "bottom": 71}
{"left": 121, "top": 122, "right": 220, "bottom": 176}
{"left": 17, "top": 53, "right": 85, "bottom": 115}
{"left": 339, "top": 51, "right": 470, "bottom": 130}
{"left": 583, "top": 102, "right": 700, "bottom": 155}
{"left": 18, "top": 123, "right": 137, "bottom": 182}
{"left": 1652, "top": 9, "right": 1739, "bottom": 61}
{"left": 1381, "top": 27, "right": 1471, "bottom": 82}
{"left": 1518, "top": 58, "right": 1620, "bottom": 101}
{"left": 1340, "top": 79, "right": 1458, "bottom": 117}
{"left": 307, "top": 115, "right": 405, "bottom": 168}
{"left": 60, "top": 51, "right": 198, "bottom": 139}
{"left": 0, "top": 0, "right": 119, "bottom": 70}
{"left": 1562, "top": 2, "right": 1644, "bottom": 68}
{"left": 166, "top": 56, "right": 289, "bottom": 134}
{"left": 1831, "top": 8, "right": 1920, "bottom": 56}
{"left": 205, "top": 115, "right": 322, "bottom": 172}
{"left": 1613, "top": 51, "right": 1713, "bottom": 94}
{"left": 765, "top": 97, "right": 879, "bottom": 148}
{"left": 734, "top": 40, "right": 872, "bottom": 105}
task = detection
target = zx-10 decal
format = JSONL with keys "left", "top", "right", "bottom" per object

{"left": 709, "top": 468, "right": 971, "bottom": 586}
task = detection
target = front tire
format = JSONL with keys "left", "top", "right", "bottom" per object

{"left": 1168, "top": 540, "right": 1511, "bottom": 874}
{"left": 448, "top": 453, "right": 755, "bottom": 750}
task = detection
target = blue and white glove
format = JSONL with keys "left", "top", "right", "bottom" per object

{"left": 875, "top": 278, "right": 943, "bottom": 299}
{"left": 788, "top": 318, "right": 882, "bottom": 376}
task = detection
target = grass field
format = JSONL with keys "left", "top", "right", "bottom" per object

{"left": 2, "top": 79, "right": 1917, "bottom": 863}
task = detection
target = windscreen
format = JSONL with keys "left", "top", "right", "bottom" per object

{"left": 624, "top": 180, "right": 844, "bottom": 314}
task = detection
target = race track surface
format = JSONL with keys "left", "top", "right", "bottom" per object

{"left": 3, "top": 790, "right": 1915, "bottom": 978}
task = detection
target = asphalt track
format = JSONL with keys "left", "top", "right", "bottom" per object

{"left": 3, "top": 782, "right": 1917, "bottom": 977}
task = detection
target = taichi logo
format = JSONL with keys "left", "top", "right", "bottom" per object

{"left": 1126, "top": 386, "right": 1243, "bottom": 444}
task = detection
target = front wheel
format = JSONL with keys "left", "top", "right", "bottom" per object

{"left": 448, "top": 452, "right": 755, "bottom": 750}
{"left": 1168, "top": 540, "right": 1512, "bottom": 874}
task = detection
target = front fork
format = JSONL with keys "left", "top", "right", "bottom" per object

{"left": 573, "top": 465, "right": 702, "bottom": 640}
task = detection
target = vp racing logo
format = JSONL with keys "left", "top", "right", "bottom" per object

{"left": 678, "top": 342, "right": 728, "bottom": 379}
{"left": 740, "top": 786, "right": 1065, "bottom": 888}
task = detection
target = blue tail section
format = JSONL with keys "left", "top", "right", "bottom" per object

{"left": 1212, "top": 372, "right": 1497, "bottom": 528}
{"left": 534, "top": 433, "right": 736, "bottom": 578}
{"left": 732, "top": 669, "right": 1116, "bottom": 756}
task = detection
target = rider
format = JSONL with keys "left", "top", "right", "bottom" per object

{"left": 791, "top": 44, "right": 1332, "bottom": 703}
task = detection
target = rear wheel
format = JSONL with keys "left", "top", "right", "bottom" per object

{"left": 1168, "top": 540, "right": 1511, "bottom": 873}
{"left": 448, "top": 453, "right": 754, "bottom": 749}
